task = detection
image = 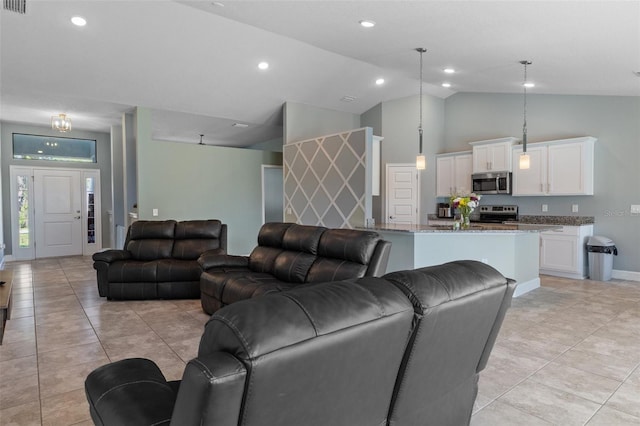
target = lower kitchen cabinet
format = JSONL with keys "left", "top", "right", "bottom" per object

{"left": 539, "top": 225, "right": 593, "bottom": 279}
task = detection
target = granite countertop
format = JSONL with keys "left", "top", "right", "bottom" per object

{"left": 365, "top": 223, "right": 561, "bottom": 234}
{"left": 518, "top": 215, "right": 595, "bottom": 226}
{"left": 427, "top": 214, "right": 595, "bottom": 226}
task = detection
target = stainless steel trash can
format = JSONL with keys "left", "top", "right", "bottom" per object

{"left": 586, "top": 236, "right": 618, "bottom": 281}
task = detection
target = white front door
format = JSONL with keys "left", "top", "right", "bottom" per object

{"left": 34, "top": 169, "right": 83, "bottom": 257}
{"left": 385, "top": 164, "right": 419, "bottom": 225}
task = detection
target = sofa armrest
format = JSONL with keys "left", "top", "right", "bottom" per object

{"left": 198, "top": 253, "right": 249, "bottom": 271}
{"left": 365, "top": 240, "right": 392, "bottom": 277}
{"left": 171, "top": 352, "right": 247, "bottom": 426}
{"left": 85, "top": 358, "right": 177, "bottom": 426}
{"left": 92, "top": 249, "right": 132, "bottom": 264}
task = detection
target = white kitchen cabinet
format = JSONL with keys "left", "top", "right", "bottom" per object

{"left": 539, "top": 224, "right": 593, "bottom": 279}
{"left": 512, "top": 137, "right": 596, "bottom": 196}
{"left": 436, "top": 151, "right": 472, "bottom": 196}
{"left": 469, "top": 137, "right": 518, "bottom": 173}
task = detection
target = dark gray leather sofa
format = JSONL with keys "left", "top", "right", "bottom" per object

{"left": 92, "top": 220, "right": 227, "bottom": 300}
{"left": 85, "top": 260, "right": 516, "bottom": 426}
{"left": 198, "top": 222, "right": 392, "bottom": 314}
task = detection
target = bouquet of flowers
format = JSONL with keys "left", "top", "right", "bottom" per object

{"left": 450, "top": 192, "right": 481, "bottom": 228}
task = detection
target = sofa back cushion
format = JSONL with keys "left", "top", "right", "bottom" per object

{"left": 249, "top": 223, "right": 292, "bottom": 273}
{"left": 197, "top": 278, "right": 415, "bottom": 426}
{"left": 126, "top": 220, "right": 176, "bottom": 261}
{"left": 382, "top": 260, "right": 516, "bottom": 426}
{"left": 270, "top": 224, "right": 326, "bottom": 282}
{"left": 172, "top": 220, "right": 224, "bottom": 260}
{"left": 306, "top": 229, "right": 381, "bottom": 282}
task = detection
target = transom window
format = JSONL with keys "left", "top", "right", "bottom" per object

{"left": 13, "top": 133, "right": 97, "bottom": 163}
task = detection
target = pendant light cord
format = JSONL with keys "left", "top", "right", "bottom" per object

{"left": 521, "top": 60, "right": 531, "bottom": 151}
{"left": 417, "top": 48, "right": 426, "bottom": 154}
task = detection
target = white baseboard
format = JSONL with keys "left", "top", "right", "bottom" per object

{"left": 612, "top": 269, "right": 640, "bottom": 282}
{"left": 539, "top": 269, "right": 587, "bottom": 280}
{"left": 513, "top": 277, "right": 540, "bottom": 297}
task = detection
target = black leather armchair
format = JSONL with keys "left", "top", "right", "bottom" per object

{"left": 85, "top": 260, "right": 515, "bottom": 426}
{"left": 198, "top": 222, "right": 392, "bottom": 313}
{"left": 93, "top": 219, "right": 227, "bottom": 300}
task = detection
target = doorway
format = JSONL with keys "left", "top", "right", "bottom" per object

{"left": 262, "top": 165, "right": 284, "bottom": 223}
{"left": 385, "top": 164, "right": 420, "bottom": 226}
{"left": 9, "top": 166, "right": 102, "bottom": 260}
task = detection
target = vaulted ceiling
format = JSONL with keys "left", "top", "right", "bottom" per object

{"left": 1, "top": 1, "right": 639, "bottom": 146}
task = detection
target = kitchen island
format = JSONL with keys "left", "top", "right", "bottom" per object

{"left": 369, "top": 223, "right": 559, "bottom": 297}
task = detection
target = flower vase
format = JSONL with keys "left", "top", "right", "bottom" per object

{"left": 461, "top": 214, "right": 470, "bottom": 229}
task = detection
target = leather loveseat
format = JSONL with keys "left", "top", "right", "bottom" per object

{"left": 93, "top": 219, "right": 227, "bottom": 300}
{"left": 85, "top": 260, "right": 516, "bottom": 426}
{"left": 198, "top": 222, "right": 392, "bottom": 314}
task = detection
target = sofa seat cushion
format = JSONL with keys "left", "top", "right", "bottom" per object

{"left": 222, "top": 275, "right": 296, "bottom": 304}
{"left": 156, "top": 259, "right": 202, "bottom": 282}
{"left": 107, "top": 260, "right": 157, "bottom": 283}
{"left": 201, "top": 271, "right": 295, "bottom": 305}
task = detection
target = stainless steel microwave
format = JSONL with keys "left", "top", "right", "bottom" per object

{"left": 472, "top": 172, "right": 512, "bottom": 195}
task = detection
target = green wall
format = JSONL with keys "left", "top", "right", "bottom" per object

{"left": 284, "top": 101, "right": 360, "bottom": 144}
{"left": 135, "top": 108, "right": 282, "bottom": 255}
{"left": 444, "top": 93, "right": 640, "bottom": 273}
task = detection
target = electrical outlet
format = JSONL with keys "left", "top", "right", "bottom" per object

{"left": 542, "top": 204, "right": 548, "bottom": 212}
{"left": 631, "top": 205, "right": 640, "bottom": 215}
{"left": 152, "top": 208, "right": 159, "bottom": 217}
{"left": 572, "top": 204, "right": 579, "bottom": 213}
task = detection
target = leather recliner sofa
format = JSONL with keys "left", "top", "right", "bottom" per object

{"left": 198, "top": 222, "right": 392, "bottom": 314}
{"left": 93, "top": 219, "right": 227, "bottom": 300}
{"left": 85, "top": 260, "right": 516, "bottom": 426}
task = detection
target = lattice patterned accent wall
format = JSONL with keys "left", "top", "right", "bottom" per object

{"left": 283, "top": 128, "right": 372, "bottom": 228}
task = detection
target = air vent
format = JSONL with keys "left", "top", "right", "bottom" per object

{"left": 340, "top": 95, "right": 357, "bottom": 102}
{"left": 4, "top": 0, "right": 26, "bottom": 14}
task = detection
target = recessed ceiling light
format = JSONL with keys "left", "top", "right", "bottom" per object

{"left": 359, "top": 20, "right": 375, "bottom": 28}
{"left": 375, "top": 78, "right": 385, "bottom": 85}
{"left": 441, "top": 82, "right": 452, "bottom": 88}
{"left": 443, "top": 68, "right": 455, "bottom": 74}
{"left": 523, "top": 82, "right": 535, "bottom": 88}
{"left": 71, "top": 16, "right": 87, "bottom": 26}
{"left": 258, "top": 61, "right": 269, "bottom": 70}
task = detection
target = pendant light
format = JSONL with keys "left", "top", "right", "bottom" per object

{"left": 416, "top": 48, "right": 427, "bottom": 170}
{"left": 519, "top": 60, "right": 532, "bottom": 170}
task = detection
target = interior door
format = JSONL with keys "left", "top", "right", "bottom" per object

{"left": 386, "top": 164, "right": 419, "bottom": 225}
{"left": 34, "top": 169, "right": 82, "bottom": 257}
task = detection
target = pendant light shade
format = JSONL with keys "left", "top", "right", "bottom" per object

{"left": 51, "top": 113, "right": 72, "bottom": 132}
{"left": 519, "top": 60, "right": 532, "bottom": 170}
{"left": 416, "top": 48, "right": 427, "bottom": 170}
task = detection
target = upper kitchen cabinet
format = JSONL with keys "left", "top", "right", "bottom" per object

{"left": 436, "top": 151, "right": 472, "bottom": 197}
{"left": 512, "top": 136, "right": 596, "bottom": 196}
{"left": 469, "top": 137, "right": 519, "bottom": 173}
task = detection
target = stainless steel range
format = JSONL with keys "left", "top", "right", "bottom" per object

{"left": 471, "top": 205, "right": 518, "bottom": 223}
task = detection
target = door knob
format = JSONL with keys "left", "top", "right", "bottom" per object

{"left": 75, "top": 216, "right": 81, "bottom": 219}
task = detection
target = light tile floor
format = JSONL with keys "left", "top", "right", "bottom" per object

{"left": 0, "top": 256, "right": 638, "bottom": 425}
